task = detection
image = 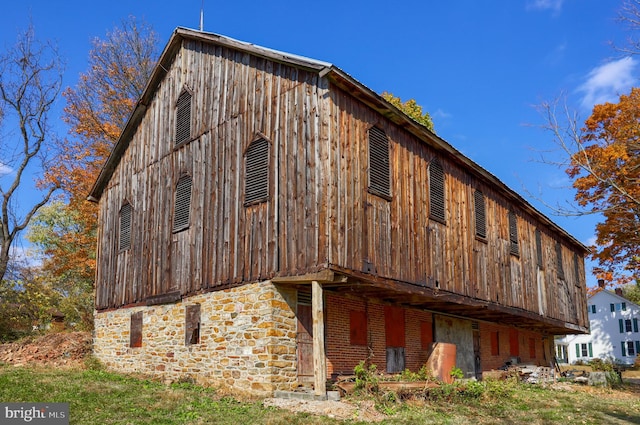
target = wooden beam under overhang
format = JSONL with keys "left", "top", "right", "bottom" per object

{"left": 325, "top": 265, "right": 589, "bottom": 335}
{"left": 271, "top": 269, "right": 348, "bottom": 285}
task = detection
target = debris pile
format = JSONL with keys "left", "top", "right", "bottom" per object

{"left": 0, "top": 332, "right": 92, "bottom": 368}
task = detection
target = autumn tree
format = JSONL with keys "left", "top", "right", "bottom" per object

{"left": 382, "top": 92, "right": 435, "bottom": 132}
{"left": 0, "top": 25, "right": 62, "bottom": 282}
{"left": 0, "top": 265, "right": 61, "bottom": 341}
{"left": 539, "top": 89, "right": 640, "bottom": 285}
{"left": 42, "top": 17, "right": 159, "bottom": 309}
{"left": 27, "top": 201, "right": 93, "bottom": 329}
{"left": 571, "top": 89, "right": 640, "bottom": 283}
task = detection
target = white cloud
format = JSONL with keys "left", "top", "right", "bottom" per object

{"left": 432, "top": 108, "right": 452, "bottom": 121}
{"left": 584, "top": 235, "right": 598, "bottom": 246}
{"left": 527, "top": 0, "right": 565, "bottom": 14}
{"left": 0, "top": 162, "right": 11, "bottom": 176}
{"left": 577, "top": 57, "right": 638, "bottom": 109}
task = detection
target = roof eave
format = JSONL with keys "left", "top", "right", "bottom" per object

{"left": 323, "top": 67, "right": 589, "bottom": 253}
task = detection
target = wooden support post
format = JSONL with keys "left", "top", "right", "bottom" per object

{"left": 312, "top": 280, "right": 327, "bottom": 397}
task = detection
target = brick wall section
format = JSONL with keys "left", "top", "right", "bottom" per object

{"left": 478, "top": 322, "right": 547, "bottom": 371}
{"left": 94, "top": 282, "right": 298, "bottom": 397}
{"left": 324, "top": 293, "right": 433, "bottom": 377}
{"left": 324, "top": 292, "right": 549, "bottom": 378}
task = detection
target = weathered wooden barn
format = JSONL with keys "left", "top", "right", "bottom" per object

{"left": 90, "top": 27, "right": 589, "bottom": 397}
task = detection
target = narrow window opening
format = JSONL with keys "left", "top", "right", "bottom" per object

{"left": 490, "top": 331, "right": 500, "bottom": 356}
{"left": 429, "top": 159, "right": 446, "bottom": 223}
{"left": 529, "top": 337, "right": 536, "bottom": 358}
{"left": 185, "top": 304, "right": 201, "bottom": 346}
{"left": 368, "top": 126, "right": 391, "bottom": 199}
{"left": 556, "top": 242, "right": 565, "bottom": 279}
{"left": 173, "top": 175, "right": 192, "bottom": 233}
{"left": 175, "top": 90, "right": 192, "bottom": 145}
{"left": 349, "top": 310, "right": 367, "bottom": 346}
{"left": 535, "top": 229, "right": 543, "bottom": 268}
{"left": 119, "top": 202, "right": 132, "bottom": 251}
{"left": 130, "top": 311, "right": 143, "bottom": 348}
{"left": 244, "top": 137, "right": 270, "bottom": 205}
{"left": 508, "top": 210, "right": 519, "bottom": 256}
{"left": 474, "top": 190, "right": 486, "bottom": 239}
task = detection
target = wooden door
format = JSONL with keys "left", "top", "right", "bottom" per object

{"left": 297, "top": 303, "right": 314, "bottom": 382}
{"left": 384, "top": 306, "right": 405, "bottom": 373}
{"left": 473, "top": 325, "right": 481, "bottom": 379}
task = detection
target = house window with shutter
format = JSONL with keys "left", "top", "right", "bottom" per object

{"left": 368, "top": 126, "right": 391, "bottom": 199}
{"left": 576, "top": 342, "right": 592, "bottom": 357}
{"left": 119, "top": 202, "right": 132, "bottom": 251}
{"left": 185, "top": 304, "right": 201, "bottom": 345}
{"left": 175, "top": 89, "right": 192, "bottom": 146}
{"left": 508, "top": 210, "right": 519, "bottom": 256}
{"left": 130, "top": 311, "right": 143, "bottom": 348}
{"left": 474, "top": 190, "right": 486, "bottom": 240}
{"left": 244, "top": 137, "right": 270, "bottom": 205}
{"left": 429, "top": 159, "right": 445, "bottom": 223}
{"left": 535, "top": 229, "right": 543, "bottom": 268}
{"left": 556, "top": 242, "right": 565, "bottom": 279}
{"left": 173, "top": 174, "right": 192, "bottom": 233}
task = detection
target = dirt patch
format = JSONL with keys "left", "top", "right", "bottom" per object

{"left": 263, "top": 398, "right": 386, "bottom": 422}
{"left": 0, "top": 332, "right": 92, "bottom": 368}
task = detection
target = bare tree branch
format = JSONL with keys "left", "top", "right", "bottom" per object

{"left": 0, "top": 25, "right": 62, "bottom": 282}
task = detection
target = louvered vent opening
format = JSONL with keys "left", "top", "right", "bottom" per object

{"left": 429, "top": 159, "right": 445, "bottom": 223}
{"left": 556, "top": 242, "right": 565, "bottom": 279}
{"left": 173, "top": 175, "right": 192, "bottom": 232}
{"left": 175, "top": 90, "right": 192, "bottom": 145}
{"left": 244, "top": 138, "right": 269, "bottom": 205}
{"left": 297, "top": 288, "right": 312, "bottom": 305}
{"left": 119, "top": 203, "right": 132, "bottom": 251}
{"left": 508, "top": 210, "right": 519, "bottom": 256}
{"left": 535, "top": 229, "right": 543, "bottom": 268}
{"left": 474, "top": 190, "right": 486, "bottom": 239}
{"left": 368, "top": 126, "right": 390, "bottom": 199}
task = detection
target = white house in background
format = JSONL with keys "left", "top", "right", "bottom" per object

{"left": 556, "top": 282, "right": 640, "bottom": 366}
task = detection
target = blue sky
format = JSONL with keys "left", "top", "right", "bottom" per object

{"left": 2, "top": 0, "right": 638, "bottom": 287}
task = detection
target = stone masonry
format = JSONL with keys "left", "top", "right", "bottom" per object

{"left": 93, "top": 281, "right": 298, "bottom": 396}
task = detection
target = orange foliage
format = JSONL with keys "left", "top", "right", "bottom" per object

{"left": 42, "top": 18, "right": 158, "bottom": 284}
{"left": 569, "top": 87, "right": 640, "bottom": 285}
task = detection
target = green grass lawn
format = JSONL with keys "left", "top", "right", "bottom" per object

{"left": 1, "top": 364, "right": 639, "bottom": 424}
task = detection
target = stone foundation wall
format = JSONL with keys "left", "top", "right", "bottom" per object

{"left": 94, "top": 281, "right": 298, "bottom": 396}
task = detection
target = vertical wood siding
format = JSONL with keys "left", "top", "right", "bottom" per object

{"left": 326, "top": 86, "right": 587, "bottom": 329}
{"left": 96, "top": 39, "right": 329, "bottom": 308}
{"left": 95, "top": 39, "right": 587, "bottom": 331}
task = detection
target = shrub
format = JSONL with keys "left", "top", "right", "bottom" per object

{"left": 354, "top": 361, "right": 379, "bottom": 393}
{"left": 589, "top": 358, "right": 614, "bottom": 372}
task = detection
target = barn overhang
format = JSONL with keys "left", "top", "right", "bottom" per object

{"left": 273, "top": 267, "right": 588, "bottom": 336}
